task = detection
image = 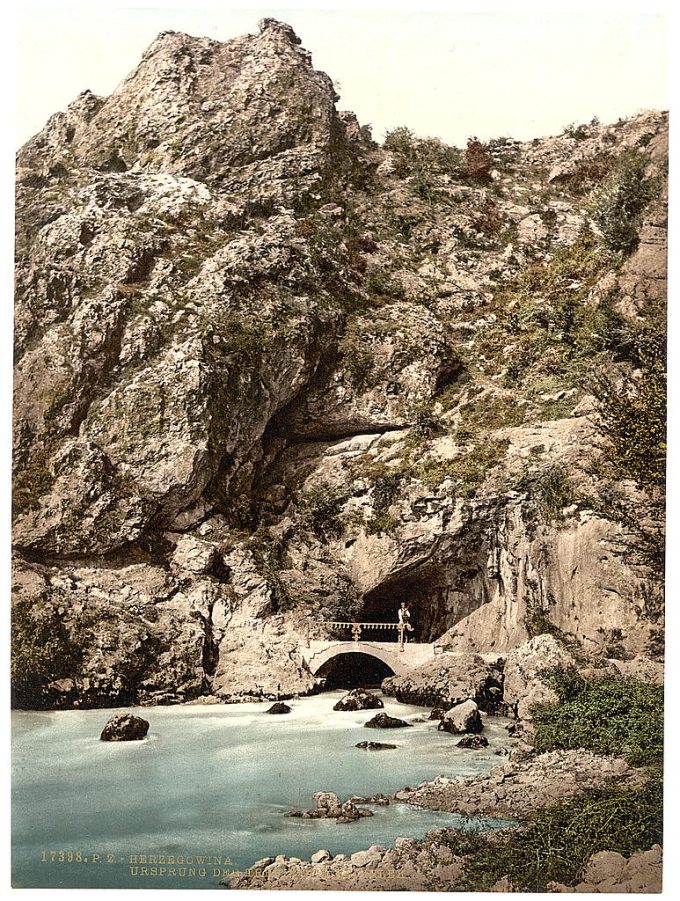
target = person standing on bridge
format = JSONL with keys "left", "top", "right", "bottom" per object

{"left": 398, "top": 603, "right": 414, "bottom": 645}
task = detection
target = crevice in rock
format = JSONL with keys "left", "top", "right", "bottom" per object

{"left": 200, "top": 598, "right": 220, "bottom": 694}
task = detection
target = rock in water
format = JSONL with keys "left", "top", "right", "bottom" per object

{"left": 355, "top": 741, "right": 397, "bottom": 750}
{"left": 364, "top": 712, "right": 412, "bottom": 729}
{"left": 266, "top": 702, "right": 292, "bottom": 714}
{"left": 438, "top": 700, "right": 483, "bottom": 735}
{"left": 333, "top": 689, "right": 384, "bottom": 711}
{"left": 457, "top": 734, "right": 489, "bottom": 749}
{"left": 100, "top": 713, "right": 150, "bottom": 741}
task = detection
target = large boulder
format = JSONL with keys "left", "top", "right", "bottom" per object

{"left": 503, "top": 635, "right": 577, "bottom": 720}
{"left": 313, "top": 791, "right": 342, "bottom": 817}
{"left": 100, "top": 713, "right": 150, "bottom": 741}
{"left": 548, "top": 845, "right": 662, "bottom": 893}
{"left": 266, "top": 702, "right": 292, "bottom": 714}
{"left": 333, "top": 688, "right": 384, "bottom": 711}
{"left": 438, "top": 700, "right": 483, "bottom": 735}
{"left": 364, "top": 712, "right": 412, "bottom": 729}
{"left": 382, "top": 654, "right": 504, "bottom": 713}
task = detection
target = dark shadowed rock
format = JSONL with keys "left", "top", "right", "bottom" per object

{"left": 428, "top": 707, "right": 446, "bottom": 720}
{"left": 266, "top": 702, "right": 292, "bottom": 714}
{"left": 355, "top": 741, "right": 397, "bottom": 750}
{"left": 456, "top": 734, "right": 489, "bottom": 749}
{"left": 364, "top": 712, "right": 412, "bottom": 729}
{"left": 99, "top": 713, "right": 149, "bottom": 741}
{"left": 333, "top": 689, "right": 384, "bottom": 711}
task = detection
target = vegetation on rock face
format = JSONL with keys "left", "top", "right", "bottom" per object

{"left": 464, "top": 136, "right": 492, "bottom": 182}
{"left": 590, "top": 305, "right": 666, "bottom": 586}
{"left": 295, "top": 484, "right": 345, "bottom": 543}
{"left": 472, "top": 233, "right": 617, "bottom": 390}
{"left": 11, "top": 598, "right": 82, "bottom": 708}
{"left": 589, "top": 150, "right": 658, "bottom": 255}
{"left": 384, "top": 127, "right": 462, "bottom": 181}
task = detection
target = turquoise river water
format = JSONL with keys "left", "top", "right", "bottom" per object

{"left": 12, "top": 690, "right": 514, "bottom": 888}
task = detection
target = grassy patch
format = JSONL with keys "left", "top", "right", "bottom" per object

{"left": 415, "top": 438, "right": 510, "bottom": 495}
{"left": 532, "top": 669, "right": 663, "bottom": 768}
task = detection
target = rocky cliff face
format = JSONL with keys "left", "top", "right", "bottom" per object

{"left": 13, "top": 19, "right": 667, "bottom": 708}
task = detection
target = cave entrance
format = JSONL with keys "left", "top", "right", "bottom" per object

{"left": 358, "top": 563, "right": 484, "bottom": 644}
{"left": 315, "top": 653, "right": 395, "bottom": 689}
{"left": 359, "top": 570, "right": 439, "bottom": 643}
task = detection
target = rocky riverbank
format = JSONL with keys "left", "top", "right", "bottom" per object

{"left": 226, "top": 749, "right": 651, "bottom": 891}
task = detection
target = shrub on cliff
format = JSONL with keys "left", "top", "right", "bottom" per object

{"left": 384, "top": 127, "right": 462, "bottom": 180}
{"left": 588, "top": 150, "right": 657, "bottom": 254}
{"left": 589, "top": 313, "right": 666, "bottom": 584}
{"left": 11, "top": 598, "right": 82, "bottom": 708}
{"left": 465, "top": 137, "right": 492, "bottom": 182}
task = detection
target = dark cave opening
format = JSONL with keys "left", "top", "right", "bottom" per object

{"left": 315, "top": 653, "right": 395, "bottom": 689}
{"left": 358, "top": 562, "right": 488, "bottom": 644}
{"left": 359, "top": 569, "right": 440, "bottom": 642}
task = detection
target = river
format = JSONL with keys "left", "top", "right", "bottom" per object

{"left": 12, "top": 690, "right": 515, "bottom": 888}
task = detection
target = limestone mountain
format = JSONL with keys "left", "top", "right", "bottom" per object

{"left": 12, "top": 19, "right": 667, "bottom": 708}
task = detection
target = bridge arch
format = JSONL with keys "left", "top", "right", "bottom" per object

{"left": 304, "top": 641, "right": 413, "bottom": 678}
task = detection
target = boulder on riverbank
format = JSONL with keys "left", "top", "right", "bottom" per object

{"left": 503, "top": 635, "right": 577, "bottom": 721}
{"left": 364, "top": 712, "right": 412, "bottom": 729}
{"left": 438, "top": 700, "right": 483, "bottom": 735}
{"left": 99, "top": 713, "right": 149, "bottom": 742}
{"left": 382, "top": 654, "right": 504, "bottom": 713}
{"left": 547, "top": 844, "right": 662, "bottom": 893}
{"left": 355, "top": 741, "right": 397, "bottom": 750}
{"left": 333, "top": 689, "right": 384, "bottom": 711}
{"left": 266, "top": 702, "right": 292, "bottom": 714}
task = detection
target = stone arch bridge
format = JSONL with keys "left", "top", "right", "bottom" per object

{"left": 301, "top": 621, "right": 438, "bottom": 677}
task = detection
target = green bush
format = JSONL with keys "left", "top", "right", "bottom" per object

{"left": 384, "top": 127, "right": 462, "bottom": 180}
{"left": 295, "top": 484, "right": 345, "bottom": 543}
{"left": 11, "top": 598, "right": 82, "bottom": 708}
{"left": 532, "top": 670, "right": 663, "bottom": 768}
{"left": 588, "top": 150, "right": 657, "bottom": 254}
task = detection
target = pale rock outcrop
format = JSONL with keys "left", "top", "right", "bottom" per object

{"left": 382, "top": 654, "right": 504, "bottom": 713}
{"left": 394, "top": 749, "right": 643, "bottom": 818}
{"left": 549, "top": 844, "right": 662, "bottom": 893}
{"left": 503, "top": 635, "right": 577, "bottom": 720}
